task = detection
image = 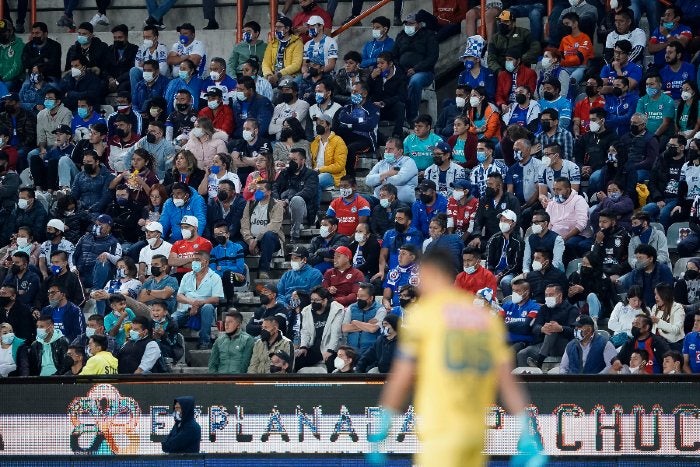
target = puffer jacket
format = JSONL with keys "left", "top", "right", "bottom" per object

{"left": 310, "top": 132, "right": 347, "bottom": 185}
{"left": 73, "top": 233, "right": 121, "bottom": 278}
{"left": 208, "top": 328, "right": 255, "bottom": 374}
{"left": 308, "top": 232, "right": 350, "bottom": 266}
{"left": 159, "top": 186, "right": 207, "bottom": 242}
{"left": 70, "top": 164, "right": 115, "bottom": 213}
{"left": 344, "top": 300, "right": 383, "bottom": 353}
{"left": 300, "top": 300, "right": 346, "bottom": 353}
{"left": 276, "top": 264, "right": 323, "bottom": 307}
{"left": 261, "top": 34, "right": 303, "bottom": 78}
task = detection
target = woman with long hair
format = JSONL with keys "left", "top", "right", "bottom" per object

{"left": 467, "top": 85, "right": 501, "bottom": 142}
{"left": 163, "top": 149, "right": 205, "bottom": 192}
{"left": 198, "top": 152, "right": 242, "bottom": 200}
{"left": 273, "top": 117, "right": 310, "bottom": 168}
{"left": 447, "top": 116, "right": 478, "bottom": 168}
{"left": 676, "top": 80, "right": 700, "bottom": 139}
{"left": 242, "top": 152, "right": 277, "bottom": 201}
{"left": 90, "top": 256, "right": 142, "bottom": 316}
{"left": 567, "top": 251, "right": 617, "bottom": 323}
{"left": 608, "top": 285, "right": 648, "bottom": 347}
{"left": 651, "top": 282, "right": 685, "bottom": 351}
{"left": 183, "top": 117, "right": 227, "bottom": 168}
{"left": 109, "top": 148, "right": 159, "bottom": 206}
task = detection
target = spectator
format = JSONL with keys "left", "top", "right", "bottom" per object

{"left": 457, "top": 36, "right": 494, "bottom": 101}
{"left": 301, "top": 16, "right": 337, "bottom": 78}
{"left": 523, "top": 210, "right": 564, "bottom": 273}
{"left": 107, "top": 92, "right": 143, "bottom": 139}
{"left": 356, "top": 314, "right": 398, "bottom": 373}
{"left": 310, "top": 113, "right": 347, "bottom": 190}
{"left": 60, "top": 56, "right": 102, "bottom": 112}
{"left": 574, "top": 107, "right": 617, "bottom": 196}
{"left": 167, "top": 23, "right": 207, "bottom": 77}
{"left": 615, "top": 314, "right": 670, "bottom": 374}
{"left": 374, "top": 207, "right": 423, "bottom": 282}
{"left": 544, "top": 176, "right": 590, "bottom": 262}
{"left": 423, "top": 213, "right": 463, "bottom": 272}
{"left": 165, "top": 89, "right": 199, "bottom": 143}
{"left": 349, "top": 222, "right": 380, "bottom": 283}
{"left": 517, "top": 283, "right": 579, "bottom": 368}
{"left": 28, "top": 314, "right": 70, "bottom": 375}
{"left": 683, "top": 312, "right": 700, "bottom": 373}
{"left": 117, "top": 315, "right": 164, "bottom": 374}
{"left": 160, "top": 182, "right": 207, "bottom": 242}
{"left": 35, "top": 88, "right": 73, "bottom": 162}
{"left": 39, "top": 250, "right": 84, "bottom": 312}
{"left": 603, "top": 11, "right": 646, "bottom": 66}
{"left": 628, "top": 212, "right": 670, "bottom": 269}
{"left": 495, "top": 48, "right": 538, "bottom": 110}
{"left": 501, "top": 86, "right": 541, "bottom": 134}
{"left": 240, "top": 180, "right": 284, "bottom": 280}
{"left": 604, "top": 76, "right": 639, "bottom": 137}
{"left": 296, "top": 286, "right": 346, "bottom": 372}
{"left": 246, "top": 283, "right": 288, "bottom": 338}
{"left": 196, "top": 89, "right": 233, "bottom": 140}
{"left": 366, "top": 138, "right": 418, "bottom": 204}
{"left": 659, "top": 42, "right": 695, "bottom": 102}
{"left": 242, "top": 152, "right": 277, "bottom": 202}
{"left": 80, "top": 334, "right": 118, "bottom": 375}
{"left": 675, "top": 259, "right": 700, "bottom": 329}
{"left": 19, "top": 64, "right": 52, "bottom": 114}
{"left": 411, "top": 180, "right": 448, "bottom": 237}
{"left": 248, "top": 316, "right": 294, "bottom": 373}
{"left": 423, "top": 141, "right": 467, "bottom": 200}
{"left": 64, "top": 344, "right": 86, "bottom": 375}
{"left": 403, "top": 114, "right": 443, "bottom": 174}
{"left": 0, "top": 284, "right": 33, "bottom": 342}
{"left": 649, "top": 7, "right": 692, "bottom": 68}
{"left": 269, "top": 349, "right": 293, "bottom": 373}
{"left": 168, "top": 215, "right": 213, "bottom": 278}
{"left": 617, "top": 113, "right": 659, "bottom": 194}
{"left": 444, "top": 177, "right": 478, "bottom": 241}
{"left": 199, "top": 153, "right": 241, "bottom": 201}
{"left": 71, "top": 314, "right": 116, "bottom": 356}
{"left": 636, "top": 74, "right": 675, "bottom": 146}
{"left": 228, "top": 21, "right": 267, "bottom": 75}
{"left": 326, "top": 176, "right": 370, "bottom": 236}
{"left": 368, "top": 184, "right": 406, "bottom": 235}
{"left": 332, "top": 345, "right": 358, "bottom": 373}
{"left": 591, "top": 208, "right": 630, "bottom": 279}
{"left": 558, "top": 12, "right": 593, "bottom": 83}
{"left": 365, "top": 52, "right": 406, "bottom": 139}
{"left": 105, "top": 185, "right": 142, "bottom": 245}
{"left": 485, "top": 210, "right": 523, "bottom": 296}
{"left": 273, "top": 148, "right": 319, "bottom": 241}
{"left": 0, "top": 322, "right": 29, "bottom": 376}
{"left": 572, "top": 77, "right": 605, "bottom": 140}
{"left": 309, "top": 217, "right": 350, "bottom": 274}
{"left": 307, "top": 79, "right": 341, "bottom": 124}
{"left": 138, "top": 220, "right": 173, "bottom": 280}
{"left": 2, "top": 187, "right": 47, "bottom": 245}
{"left": 334, "top": 51, "right": 370, "bottom": 106}
{"left": 38, "top": 219, "right": 74, "bottom": 280}
{"left": 651, "top": 282, "right": 685, "bottom": 351}
{"left": 487, "top": 9, "right": 540, "bottom": 74}
{"left": 443, "top": 101, "right": 476, "bottom": 166}
{"left": 232, "top": 76, "right": 274, "bottom": 142}
{"left": 567, "top": 251, "right": 617, "bottom": 323}
{"left": 619, "top": 244, "right": 674, "bottom": 307}
{"left": 601, "top": 40, "right": 643, "bottom": 97}
{"left": 507, "top": 138, "right": 545, "bottom": 221}
{"left": 469, "top": 139, "right": 507, "bottom": 198}
{"left": 321, "top": 245, "right": 363, "bottom": 306}
{"left": 0, "top": 93, "right": 36, "bottom": 163}
{"left": 39, "top": 283, "right": 84, "bottom": 342}
{"left": 3, "top": 251, "right": 39, "bottom": 308}
{"left": 333, "top": 81, "right": 379, "bottom": 177}
{"left": 677, "top": 81, "right": 700, "bottom": 139}
{"left": 262, "top": 16, "right": 303, "bottom": 87}
{"left": 103, "top": 294, "right": 138, "bottom": 351}
{"left": 73, "top": 214, "right": 122, "bottom": 288}
{"left": 208, "top": 311, "right": 254, "bottom": 374}
{"left": 107, "top": 114, "right": 140, "bottom": 172}
{"left": 274, "top": 118, "right": 309, "bottom": 169}
{"left": 210, "top": 222, "right": 246, "bottom": 304}
{"left": 22, "top": 22, "right": 62, "bottom": 81}
{"left": 500, "top": 279, "right": 540, "bottom": 351}
{"left": 231, "top": 120, "right": 271, "bottom": 184}
{"left": 662, "top": 350, "right": 683, "bottom": 374}
{"left": 130, "top": 25, "right": 170, "bottom": 94}
{"left": 136, "top": 255, "right": 178, "bottom": 313}
{"left": 206, "top": 180, "right": 246, "bottom": 244}
{"left": 183, "top": 117, "right": 228, "bottom": 170}
{"left": 608, "top": 285, "right": 648, "bottom": 347}
{"left": 292, "top": 0, "right": 332, "bottom": 43}
{"left": 277, "top": 246, "right": 323, "bottom": 307}
{"left": 455, "top": 246, "right": 497, "bottom": 295}
{"left": 522, "top": 248, "right": 569, "bottom": 304}
{"left": 343, "top": 282, "right": 384, "bottom": 353}
{"left": 382, "top": 243, "right": 420, "bottom": 311}
{"left": 560, "top": 315, "right": 616, "bottom": 374}
{"left": 469, "top": 172, "right": 521, "bottom": 249}
{"left": 360, "top": 16, "right": 394, "bottom": 69}
{"left": 390, "top": 284, "right": 417, "bottom": 318}
{"left": 70, "top": 96, "right": 104, "bottom": 139}
{"left": 591, "top": 178, "right": 634, "bottom": 231}
{"left": 104, "top": 24, "right": 138, "bottom": 94}
{"left": 161, "top": 397, "right": 201, "bottom": 453}
{"left": 90, "top": 256, "right": 142, "bottom": 315}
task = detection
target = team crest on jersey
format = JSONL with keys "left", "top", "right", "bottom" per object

{"left": 346, "top": 273, "right": 353, "bottom": 279}
{"left": 408, "top": 275, "right": 419, "bottom": 286}
{"left": 614, "top": 238, "right": 621, "bottom": 247}
{"left": 351, "top": 207, "right": 357, "bottom": 213}
{"left": 389, "top": 270, "right": 400, "bottom": 281}
{"left": 521, "top": 310, "right": 527, "bottom": 317}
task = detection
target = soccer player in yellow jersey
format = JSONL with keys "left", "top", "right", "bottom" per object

{"left": 80, "top": 334, "right": 118, "bottom": 375}
{"left": 372, "top": 249, "right": 547, "bottom": 467}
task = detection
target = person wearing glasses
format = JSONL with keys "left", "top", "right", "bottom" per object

{"left": 600, "top": 39, "right": 642, "bottom": 94}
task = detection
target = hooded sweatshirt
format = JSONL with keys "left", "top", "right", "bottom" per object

{"left": 39, "top": 328, "right": 65, "bottom": 376}
{"left": 546, "top": 190, "right": 590, "bottom": 238}
{"left": 162, "top": 396, "right": 201, "bottom": 453}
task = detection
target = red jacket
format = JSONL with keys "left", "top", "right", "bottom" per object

{"left": 433, "top": 0, "right": 469, "bottom": 25}
{"left": 454, "top": 266, "right": 498, "bottom": 295}
{"left": 198, "top": 105, "right": 235, "bottom": 138}
{"left": 495, "top": 65, "right": 537, "bottom": 108}
{"left": 322, "top": 266, "right": 364, "bottom": 307}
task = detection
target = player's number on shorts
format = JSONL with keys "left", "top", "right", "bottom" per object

{"left": 444, "top": 331, "right": 492, "bottom": 373}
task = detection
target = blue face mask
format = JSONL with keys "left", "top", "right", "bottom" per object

{"left": 276, "top": 31, "right": 285, "bottom": 40}
{"left": 50, "top": 265, "right": 62, "bottom": 275}
{"left": 384, "top": 152, "right": 396, "bottom": 163}
{"left": 44, "top": 99, "right": 56, "bottom": 110}
{"left": 476, "top": 151, "right": 487, "bottom": 163}
{"left": 191, "top": 260, "right": 202, "bottom": 273}
{"left": 609, "top": 192, "right": 621, "bottom": 201}
{"left": 309, "top": 27, "right": 318, "bottom": 38}
{"left": 179, "top": 34, "right": 189, "bottom": 45}
{"left": 76, "top": 34, "right": 89, "bottom": 45}
{"left": 116, "top": 197, "right": 128, "bottom": 206}
{"left": 77, "top": 107, "right": 89, "bottom": 119}
{"left": 178, "top": 70, "right": 189, "bottom": 80}
{"left": 663, "top": 21, "right": 675, "bottom": 30}
{"left": 129, "top": 330, "right": 141, "bottom": 341}
{"left": 243, "top": 31, "right": 252, "bottom": 43}
{"left": 315, "top": 92, "right": 325, "bottom": 104}
{"left": 254, "top": 190, "right": 265, "bottom": 201}
{"left": 350, "top": 93, "right": 363, "bottom": 105}
{"left": 464, "top": 60, "right": 474, "bottom": 71}
{"left": 646, "top": 86, "right": 659, "bottom": 97}
{"left": 210, "top": 165, "right": 220, "bottom": 175}
{"left": 380, "top": 68, "right": 390, "bottom": 79}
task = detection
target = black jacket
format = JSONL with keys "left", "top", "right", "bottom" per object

{"left": 273, "top": 165, "right": 319, "bottom": 223}
{"left": 485, "top": 232, "right": 524, "bottom": 279}
{"left": 0, "top": 108, "right": 37, "bottom": 151}
{"left": 574, "top": 127, "right": 618, "bottom": 171}
{"left": 525, "top": 266, "right": 569, "bottom": 304}
{"left": 356, "top": 335, "right": 397, "bottom": 373}
{"left": 8, "top": 341, "right": 29, "bottom": 376}
{"left": 206, "top": 196, "right": 246, "bottom": 242}
{"left": 368, "top": 67, "right": 408, "bottom": 109}
{"left": 472, "top": 192, "right": 522, "bottom": 242}
{"left": 392, "top": 27, "right": 439, "bottom": 73}
{"left": 105, "top": 42, "right": 139, "bottom": 82}
{"left": 532, "top": 301, "right": 580, "bottom": 343}
{"left": 348, "top": 235, "right": 381, "bottom": 279}
{"left": 64, "top": 37, "right": 111, "bottom": 75}
{"left": 370, "top": 199, "right": 409, "bottom": 236}
{"left": 0, "top": 301, "right": 35, "bottom": 342}
{"left": 28, "top": 332, "right": 71, "bottom": 375}
{"left": 591, "top": 225, "right": 630, "bottom": 277}
{"left": 22, "top": 38, "right": 62, "bottom": 80}
{"left": 60, "top": 70, "right": 103, "bottom": 111}
{"left": 648, "top": 153, "right": 686, "bottom": 202}
{"left": 308, "top": 233, "right": 350, "bottom": 266}
{"left": 246, "top": 302, "right": 288, "bottom": 337}
{"left": 617, "top": 333, "right": 670, "bottom": 374}
{"left": 162, "top": 396, "right": 201, "bottom": 453}
{"left": 2, "top": 201, "right": 48, "bottom": 245}
{"left": 567, "top": 270, "right": 618, "bottom": 320}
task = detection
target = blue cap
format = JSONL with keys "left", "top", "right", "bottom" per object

{"left": 96, "top": 214, "right": 113, "bottom": 225}
{"left": 432, "top": 140, "right": 452, "bottom": 153}
{"left": 452, "top": 179, "right": 471, "bottom": 189}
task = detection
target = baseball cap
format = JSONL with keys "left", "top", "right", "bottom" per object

{"left": 277, "top": 16, "right": 293, "bottom": 29}
{"left": 334, "top": 246, "right": 352, "bottom": 259}
{"left": 291, "top": 245, "right": 309, "bottom": 259}
{"left": 398, "top": 243, "right": 419, "bottom": 256}
{"left": 205, "top": 87, "right": 223, "bottom": 98}
{"left": 47, "top": 219, "right": 66, "bottom": 232}
{"left": 52, "top": 124, "right": 73, "bottom": 135}
{"left": 575, "top": 315, "right": 595, "bottom": 328}
{"left": 279, "top": 79, "right": 298, "bottom": 90}
{"left": 176, "top": 22, "right": 195, "bottom": 32}
{"left": 261, "top": 282, "right": 278, "bottom": 294}
{"left": 418, "top": 179, "right": 437, "bottom": 191}
{"left": 306, "top": 15, "right": 325, "bottom": 26}
{"left": 272, "top": 349, "right": 292, "bottom": 366}
{"left": 452, "top": 179, "right": 471, "bottom": 189}
{"left": 314, "top": 113, "right": 333, "bottom": 124}
{"left": 403, "top": 13, "right": 417, "bottom": 23}
{"left": 432, "top": 140, "right": 452, "bottom": 153}
{"left": 96, "top": 214, "right": 112, "bottom": 225}
{"left": 180, "top": 215, "right": 198, "bottom": 228}
{"left": 145, "top": 221, "right": 163, "bottom": 233}
{"left": 499, "top": 209, "right": 517, "bottom": 222}
{"left": 2, "top": 93, "right": 19, "bottom": 102}
{"left": 498, "top": 10, "right": 514, "bottom": 22}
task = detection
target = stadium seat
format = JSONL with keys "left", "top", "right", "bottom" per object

{"left": 297, "top": 365, "right": 328, "bottom": 374}
{"left": 512, "top": 367, "right": 543, "bottom": 374}
{"left": 565, "top": 259, "right": 581, "bottom": 278}
{"left": 673, "top": 257, "right": 693, "bottom": 279}
{"left": 667, "top": 222, "right": 690, "bottom": 252}
{"left": 650, "top": 222, "right": 664, "bottom": 232}
{"left": 596, "top": 330, "right": 610, "bottom": 342}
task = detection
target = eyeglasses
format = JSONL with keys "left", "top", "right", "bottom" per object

{"left": 47, "top": 290, "right": 62, "bottom": 296}
{"left": 543, "top": 152, "right": 557, "bottom": 157}
{"left": 532, "top": 219, "right": 547, "bottom": 224}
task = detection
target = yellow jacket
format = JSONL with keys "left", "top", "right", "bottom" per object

{"left": 310, "top": 132, "right": 348, "bottom": 185}
{"left": 262, "top": 35, "right": 303, "bottom": 78}
{"left": 80, "top": 351, "right": 119, "bottom": 375}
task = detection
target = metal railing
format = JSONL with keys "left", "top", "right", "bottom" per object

{"left": 330, "top": 0, "right": 392, "bottom": 38}
{"left": 268, "top": 0, "right": 279, "bottom": 41}
{"left": 0, "top": 0, "right": 37, "bottom": 27}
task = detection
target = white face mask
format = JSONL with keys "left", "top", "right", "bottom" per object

{"left": 16, "top": 237, "right": 28, "bottom": 248}
{"left": 589, "top": 121, "right": 601, "bottom": 133}
{"left": 544, "top": 296, "right": 557, "bottom": 308}
{"left": 191, "top": 127, "right": 204, "bottom": 138}
{"left": 173, "top": 198, "right": 185, "bottom": 207}
{"left": 319, "top": 226, "right": 331, "bottom": 238}
{"left": 511, "top": 292, "right": 524, "bottom": 304}
{"left": 339, "top": 188, "right": 353, "bottom": 198}
{"left": 71, "top": 67, "right": 82, "bottom": 78}
{"left": 143, "top": 39, "right": 154, "bottom": 49}
{"left": 610, "top": 0, "right": 618, "bottom": 8}
{"left": 540, "top": 156, "right": 552, "bottom": 167}
{"left": 210, "top": 71, "right": 221, "bottom": 81}
{"left": 372, "top": 29, "right": 382, "bottom": 39}
{"left": 334, "top": 356, "right": 346, "bottom": 370}
{"left": 499, "top": 222, "right": 511, "bottom": 233}
{"left": 290, "top": 260, "right": 302, "bottom": 271}
{"left": 354, "top": 232, "right": 365, "bottom": 243}
{"left": 455, "top": 96, "right": 466, "bottom": 108}
{"left": 469, "top": 96, "right": 481, "bottom": 107}
{"left": 531, "top": 260, "right": 543, "bottom": 271}
{"left": 541, "top": 57, "right": 552, "bottom": 68}
{"left": 681, "top": 90, "right": 693, "bottom": 101}
{"left": 142, "top": 71, "right": 155, "bottom": 82}
{"left": 531, "top": 224, "right": 543, "bottom": 235}
{"left": 1, "top": 332, "right": 15, "bottom": 345}
{"left": 242, "top": 129, "right": 254, "bottom": 142}
{"left": 17, "top": 198, "right": 29, "bottom": 210}
{"left": 147, "top": 237, "right": 159, "bottom": 247}
{"left": 452, "top": 190, "right": 464, "bottom": 201}
{"left": 181, "top": 228, "right": 192, "bottom": 239}
{"left": 403, "top": 25, "right": 416, "bottom": 36}
{"left": 207, "top": 100, "right": 220, "bottom": 110}
{"left": 629, "top": 365, "right": 640, "bottom": 374}
{"left": 236, "top": 91, "right": 247, "bottom": 101}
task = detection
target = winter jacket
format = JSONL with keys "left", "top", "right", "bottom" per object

{"left": 64, "top": 36, "right": 110, "bottom": 74}
{"left": 344, "top": 300, "right": 383, "bottom": 353}
{"left": 348, "top": 236, "right": 381, "bottom": 279}
{"left": 208, "top": 328, "right": 255, "bottom": 374}
{"left": 245, "top": 302, "right": 288, "bottom": 337}
{"left": 628, "top": 228, "right": 670, "bottom": 268}
{"left": 105, "top": 199, "right": 142, "bottom": 243}
{"left": 240, "top": 198, "right": 285, "bottom": 247}
{"left": 590, "top": 225, "right": 630, "bottom": 276}
{"left": 132, "top": 74, "right": 170, "bottom": 113}
{"left": 472, "top": 192, "right": 522, "bottom": 241}
{"left": 310, "top": 132, "right": 347, "bottom": 185}
{"left": 183, "top": 131, "right": 228, "bottom": 169}
{"left": 619, "top": 262, "right": 674, "bottom": 307}
{"left": 525, "top": 266, "right": 570, "bottom": 304}
{"left": 59, "top": 70, "right": 103, "bottom": 111}
{"left": 22, "top": 37, "right": 62, "bottom": 80}
{"left": 2, "top": 202, "right": 48, "bottom": 245}
{"left": 232, "top": 92, "right": 273, "bottom": 139}
{"left": 423, "top": 162, "right": 467, "bottom": 199}
{"left": 590, "top": 195, "right": 634, "bottom": 232}
{"left": 308, "top": 233, "right": 350, "bottom": 267}
{"left": 276, "top": 264, "right": 323, "bottom": 307}
{"left": 322, "top": 266, "right": 364, "bottom": 307}
{"left": 617, "top": 333, "right": 670, "bottom": 374}
{"left": 274, "top": 165, "right": 319, "bottom": 218}
{"left": 424, "top": 233, "right": 464, "bottom": 272}
{"left": 0, "top": 108, "right": 36, "bottom": 151}
{"left": 228, "top": 39, "right": 267, "bottom": 75}
{"left": 356, "top": 334, "right": 397, "bottom": 373}
{"left": 159, "top": 186, "right": 207, "bottom": 242}
{"left": 487, "top": 26, "right": 540, "bottom": 73}
{"left": 532, "top": 301, "right": 580, "bottom": 343}
{"left": 162, "top": 396, "right": 201, "bottom": 453}
{"left": 0, "top": 36, "right": 24, "bottom": 82}
{"left": 73, "top": 233, "right": 121, "bottom": 279}
{"left": 70, "top": 163, "right": 115, "bottom": 213}
{"left": 651, "top": 302, "right": 685, "bottom": 344}
{"left": 411, "top": 194, "right": 448, "bottom": 237}
{"left": 40, "top": 301, "right": 85, "bottom": 342}
{"left": 567, "top": 270, "right": 617, "bottom": 319}
{"left": 367, "top": 66, "right": 407, "bottom": 110}
{"left": 392, "top": 27, "right": 439, "bottom": 74}
{"left": 0, "top": 302, "right": 35, "bottom": 342}
{"left": 262, "top": 35, "right": 303, "bottom": 78}
{"left": 210, "top": 240, "right": 246, "bottom": 276}
{"left": 485, "top": 232, "right": 524, "bottom": 279}
{"left": 300, "top": 301, "right": 346, "bottom": 353}
{"left": 495, "top": 66, "right": 538, "bottom": 108}
{"left": 247, "top": 333, "right": 294, "bottom": 374}
{"left": 574, "top": 127, "right": 618, "bottom": 172}
{"left": 28, "top": 328, "right": 70, "bottom": 376}
{"left": 334, "top": 101, "right": 380, "bottom": 151}
{"left": 206, "top": 195, "right": 247, "bottom": 241}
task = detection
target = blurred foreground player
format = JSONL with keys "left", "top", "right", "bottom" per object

{"left": 371, "top": 249, "right": 547, "bottom": 467}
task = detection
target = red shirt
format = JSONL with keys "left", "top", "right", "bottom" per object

{"left": 327, "top": 194, "right": 371, "bottom": 236}
{"left": 573, "top": 95, "right": 605, "bottom": 136}
{"left": 198, "top": 105, "right": 235, "bottom": 137}
{"left": 446, "top": 196, "right": 478, "bottom": 236}
{"left": 454, "top": 266, "right": 498, "bottom": 295}
{"left": 170, "top": 236, "right": 213, "bottom": 274}
{"left": 495, "top": 65, "right": 537, "bottom": 108}
{"left": 322, "top": 266, "right": 364, "bottom": 306}
{"left": 292, "top": 7, "right": 332, "bottom": 43}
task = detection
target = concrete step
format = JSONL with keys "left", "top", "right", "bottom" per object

{"left": 180, "top": 366, "right": 210, "bottom": 374}
{"left": 188, "top": 349, "right": 212, "bottom": 367}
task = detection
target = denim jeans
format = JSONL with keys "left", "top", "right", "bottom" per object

{"left": 565, "top": 235, "right": 593, "bottom": 263}
{"left": 172, "top": 303, "right": 216, "bottom": 345}
{"left": 587, "top": 292, "right": 601, "bottom": 319}
{"left": 129, "top": 67, "right": 143, "bottom": 97}
{"left": 58, "top": 155, "right": 79, "bottom": 188}
{"left": 508, "top": 4, "right": 546, "bottom": 43}
{"left": 257, "top": 231, "right": 281, "bottom": 273}
{"left": 642, "top": 198, "right": 677, "bottom": 228}
{"left": 587, "top": 168, "right": 605, "bottom": 195}
{"left": 630, "top": 0, "right": 659, "bottom": 34}
{"left": 145, "top": 0, "right": 179, "bottom": 21}
{"left": 63, "top": 0, "right": 79, "bottom": 16}
{"left": 406, "top": 71, "right": 434, "bottom": 122}
{"left": 499, "top": 274, "right": 515, "bottom": 297}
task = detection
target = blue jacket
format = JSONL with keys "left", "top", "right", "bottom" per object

{"left": 232, "top": 93, "right": 273, "bottom": 139}
{"left": 70, "top": 164, "right": 115, "bottom": 213}
{"left": 501, "top": 298, "right": 540, "bottom": 344}
{"left": 335, "top": 101, "right": 380, "bottom": 151}
{"left": 345, "top": 301, "right": 382, "bottom": 353}
{"left": 604, "top": 92, "right": 639, "bottom": 137}
{"left": 360, "top": 37, "right": 395, "bottom": 68}
{"left": 73, "top": 233, "right": 121, "bottom": 278}
{"left": 159, "top": 186, "right": 207, "bottom": 242}
{"left": 206, "top": 196, "right": 246, "bottom": 241}
{"left": 277, "top": 264, "right": 323, "bottom": 307}
{"left": 132, "top": 74, "right": 171, "bottom": 113}
{"left": 411, "top": 194, "right": 448, "bottom": 237}
{"left": 164, "top": 76, "right": 204, "bottom": 113}
{"left": 565, "top": 333, "right": 608, "bottom": 374}
{"left": 162, "top": 396, "right": 201, "bottom": 453}
{"left": 619, "top": 262, "right": 674, "bottom": 308}
{"left": 210, "top": 240, "right": 245, "bottom": 276}
{"left": 41, "top": 301, "right": 85, "bottom": 342}
{"left": 382, "top": 227, "right": 423, "bottom": 270}
{"left": 425, "top": 233, "right": 464, "bottom": 272}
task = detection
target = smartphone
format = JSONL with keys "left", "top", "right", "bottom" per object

{"left": 393, "top": 166, "right": 400, "bottom": 171}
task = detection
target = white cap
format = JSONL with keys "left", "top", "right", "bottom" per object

{"left": 499, "top": 209, "right": 517, "bottom": 222}
{"left": 145, "top": 221, "right": 163, "bottom": 233}
{"left": 47, "top": 219, "right": 66, "bottom": 232}
{"left": 306, "top": 15, "right": 325, "bottom": 26}
{"left": 180, "top": 215, "right": 198, "bottom": 228}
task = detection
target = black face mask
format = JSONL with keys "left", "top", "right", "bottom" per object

{"left": 287, "top": 160, "right": 299, "bottom": 173}
{"left": 497, "top": 22, "right": 511, "bottom": 34}
{"left": 585, "top": 86, "right": 597, "bottom": 98}
{"left": 32, "top": 36, "right": 44, "bottom": 45}
{"left": 280, "top": 93, "right": 293, "bottom": 104}
{"left": 630, "top": 124, "right": 642, "bottom": 136}
{"left": 540, "top": 120, "right": 552, "bottom": 132}
{"left": 308, "top": 68, "right": 319, "bottom": 77}
{"left": 46, "top": 231, "right": 56, "bottom": 240}
{"left": 399, "top": 298, "right": 411, "bottom": 308}
{"left": 394, "top": 222, "right": 406, "bottom": 233}
{"left": 631, "top": 327, "right": 641, "bottom": 338}
{"left": 259, "top": 329, "right": 272, "bottom": 341}
{"left": 10, "top": 264, "right": 21, "bottom": 275}
{"left": 580, "top": 265, "right": 593, "bottom": 276}
{"left": 420, "top": 193, "right": 433, "bottom": 204}
{"left": 315, "top": 125, "right": 326, "bottom": 136}
{"left": 612, "top": 87, "right": 623, "bottom": 97}
{"left": 515, "top": 93, "right": 527, "bottom": 105}
{"left": 432, "top": 156, "right": 443, "bottom": 166}
{"left": 356, "top": 299, "right": 368, "bottom": 309}
{"left": 217, "top": 190, "right": 229, "bottom": 202}
{"left": 664, "top": 148, "right": 677, "bottom": 159}
{"left": 259, "top": 295, "right": 270, "bottom": 305}
{"left": 0, "top": 296, "right": 11, "bottom": 307}
{"left": 543, "top": 91, "right": 555, "bottom": 101}
{"left": 685, "top": 270, "right": 699, "bottom": 280}
{"left": 560, "top": 25, "right": 572, "bottom": 36}
{"left": 113, "top": 40, "right": 126, "bottom": 49}
{"left": 485, "top": 187, "right": 496, "bottom": 199}
{"left": 175, "top": 103, "right": 189, "bottom": 112}
{"left": 311, "top": 302, "right": 323, "bottom": 312}
{"left": 269, "top": 364, "right": 283, "bottom": 373}
{"left": 215, "top": 235, "right": 228, "bottom": 245}
{"left": 115, "top": 128, "right": 127, "bottom": 139}
{"left": 146, "top": 133, "right": 157, "bottom": 144}
{"left": 150, "top": 266, "right": 162, "bottom": 277}
{"left": 279, "top": 128, "right": 293, "bottom": 140}
{"left": 83, "top": 164, "right": 96, "bottom": 174}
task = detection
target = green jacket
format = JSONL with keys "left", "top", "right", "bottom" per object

{"left": 0, "top": 36, "right": 25, "bottom": 82}
{"left": 228, "top": 40, "right": 267, "bottom": 75}
{"left": 487, "top": 26, "right": 540, "bottom": 74}
{"left": 208, "top": 328, "right": 254, "bottom": 374}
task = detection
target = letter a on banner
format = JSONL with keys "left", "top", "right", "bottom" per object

{"left": 261, "top": 406, "right": 290, "bottom": 442}
{"left": 397, "top": 405, "right": 416, "bottom": 442}
{"left": 331, "top": 405, "right": 359, "bottom": 442}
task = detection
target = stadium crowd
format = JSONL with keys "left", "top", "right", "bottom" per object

{"left": 1, "top": 0, "right": 700, "bottom": 378}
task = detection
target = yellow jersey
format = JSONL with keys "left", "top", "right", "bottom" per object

{"left": 399, "top": 288, "right": 510, "bottom": 467}
{"left": 80, "top": 351, "right": 119, "bottom": 375}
